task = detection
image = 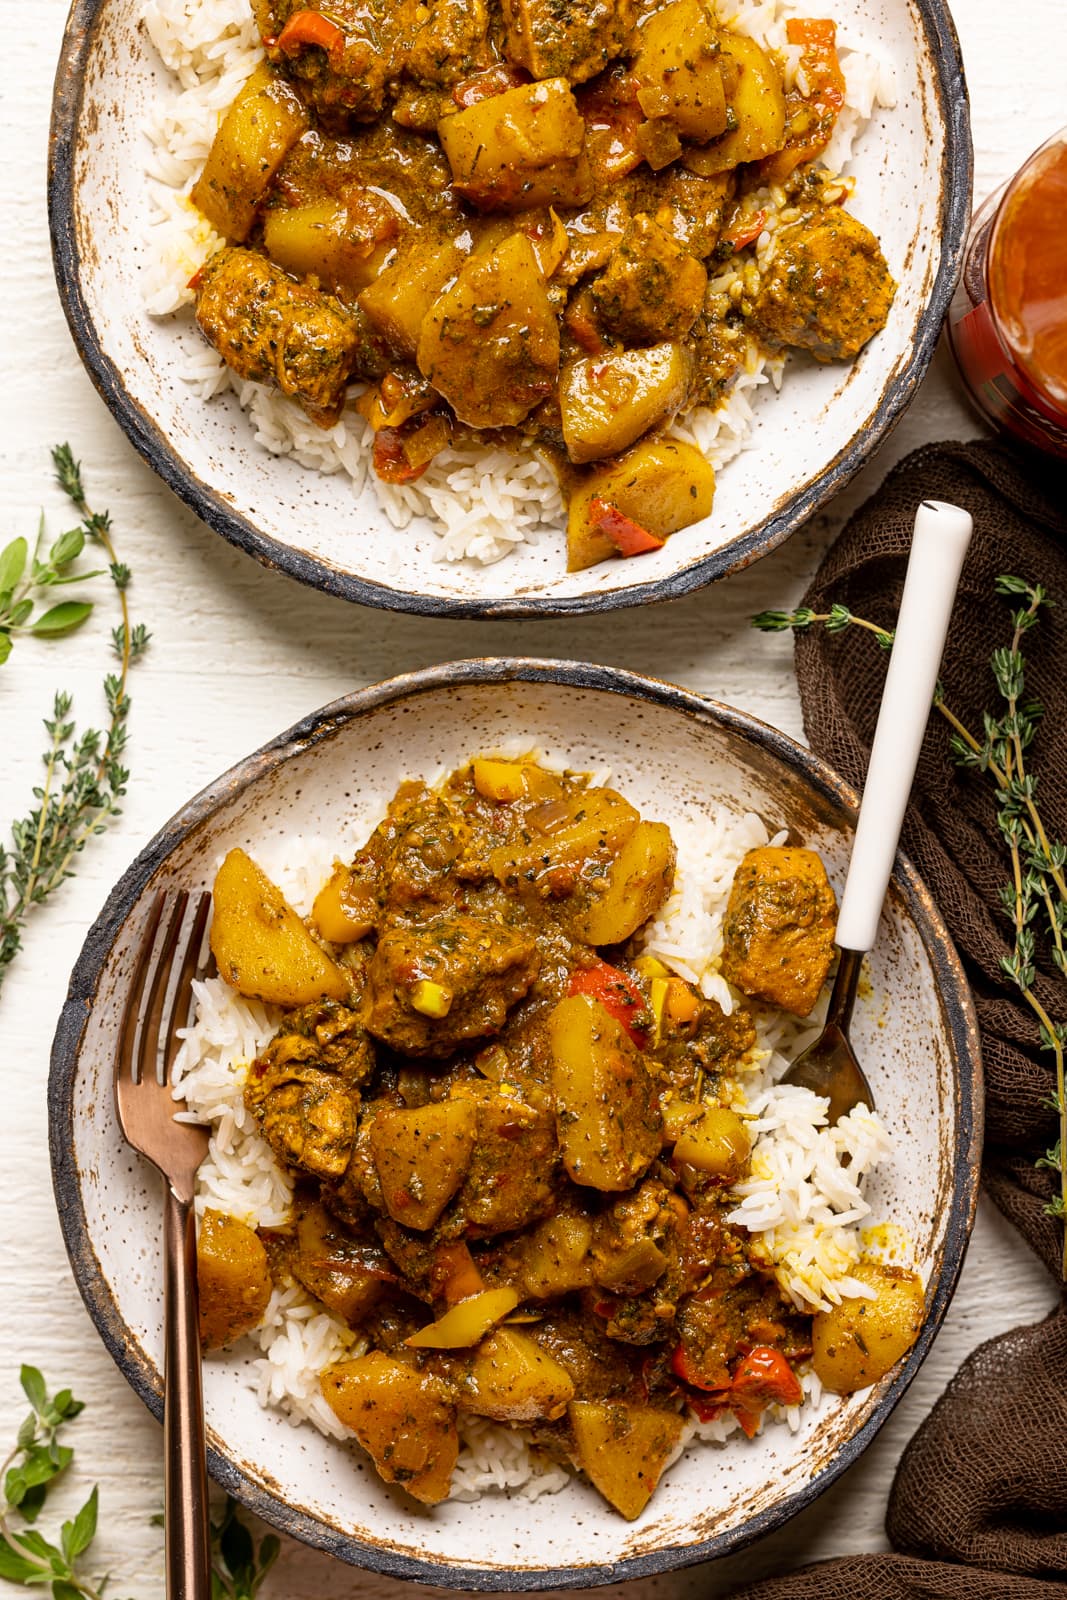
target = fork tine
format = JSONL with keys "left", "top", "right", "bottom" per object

{"left": 117, "top": 891, "right": 167, "bottom": 1087}
{"left": 162, "top": 892, "right": 212, "bottom": 1082}
{"left": 136, "top": 892, "right": 189, "bottom": 1085}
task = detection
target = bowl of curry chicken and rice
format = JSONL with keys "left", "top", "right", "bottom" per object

{"left": 51, "top": 0, "right": 969, "bottom": 613}
{"left": 50, "top": 661, "right": 981, "bottom": 1586}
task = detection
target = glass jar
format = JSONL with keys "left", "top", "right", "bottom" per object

{"left": 947, "top": 128, "right": 1067, "bottom": 459}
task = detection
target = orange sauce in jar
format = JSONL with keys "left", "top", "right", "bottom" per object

{"left": 948, "top": 130, "right": 1067, "bottom": 457}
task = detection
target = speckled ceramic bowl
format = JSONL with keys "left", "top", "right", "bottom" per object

{"left": 49, "top": 661, "right": 981, "bottom": 1588}
{"left": 49, "top": 0, "right": 971, "bottom": 616}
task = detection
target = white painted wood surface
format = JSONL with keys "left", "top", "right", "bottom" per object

{"left": 0, "top": 1, "right": 1062, "bottom": 1593}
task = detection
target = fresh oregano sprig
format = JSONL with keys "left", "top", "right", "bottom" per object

{"left": 0, "top": 512, "right": 106, "bottom": 662}
{"left": 209, "top": 1499, "right": 280, "bottom": 1599}
{"left": 0, "top": 1366, "right": 109, "bottom": 1598}
{"left": 754, "top": 577, "right": 1067, "bottom": 1275}
{"left": 1, "top": 1367, "right": 279, "bottom": 1598}
{"left": 0, "top": 448, "right": 150, "bottom": 990}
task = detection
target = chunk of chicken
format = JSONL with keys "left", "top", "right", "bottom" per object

{"left": 451, "top": 1085, "right": 559, "bottom": 1235}
{"left": 194, "top": 247, "right": 382, "bottom": 426}
{"left": 749, "top": 205, "right": 896, "bottom": 362}
{"left": 721, "top": 846, "right": 837, "bottom": 1016}
{"left": 590, "top": 215, "right": 708, "bottom": 343}
{"left": 365, "top": 913, "right": 540, "bottom": 1054}
{"left": 500, "top": 0, "right": 636, "bottom": 84}
{"left": 265, "top": 0, "right": 396, "bottom": 122}
{"left": 244, "top": 1047, "right": 359, "bottom": 1179}
{"left": 393, "top": 0, "right": 493, "bottom": 86}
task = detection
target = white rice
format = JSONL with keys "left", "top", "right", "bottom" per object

{"left": 174, "top": 781, "right": 897, "bottom": 1497}
{"left": 140, "top": 0, "right": 896, "bottom": 564}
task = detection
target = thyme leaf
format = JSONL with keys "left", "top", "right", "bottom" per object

{"left": 0, "top": 448, "right": 150, "bottom": 992}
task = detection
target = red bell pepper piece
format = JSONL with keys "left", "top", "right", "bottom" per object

{"left": 671, "top": 1344, "right": 711, "bottom": 1390}
{"left": 588, "top": 498, "right": 665, "bottom": 558}
{"left": 568, "top": 959, "right": 649, "bottom": 1047}
{"left": 727, "top": 1345, "right": 804, "bottom": 1435}
{"left": 452, "top": 64, "right": 528, "bottom": 107}
{"left": 274, "top": 9, "right": 344, "bottom": 56}
{"left": 722, "top": 208, "right": 768, "bottom": 254}
{"left": 372, "top": 427, "right": 430, "bottom": 484}
{"left": 786, "top": 18, "right": 846, "bottom": 116}
{"left": 730, "top": 1345, "right": 804, "bottom": 1408}
{"left": 675, "top": 1344, "right": 804, "bottom": 1435}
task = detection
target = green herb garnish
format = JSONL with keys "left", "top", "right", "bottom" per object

{"left": 0, "top": 447, "right": 149, "bottom": 990}
{"left": 1, "top": 1366, "right": 280, "bottom": 1598}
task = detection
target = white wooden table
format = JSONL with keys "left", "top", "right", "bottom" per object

{"left": 1, "top": 2, "right": 1062, "bottom": 1593}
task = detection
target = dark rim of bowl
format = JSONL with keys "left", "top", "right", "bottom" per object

{"left": 49, "top": 658, "right": 984, "bottom": 1590}
{"left": 47, "top": 3, "right": 972, "bottom": 618}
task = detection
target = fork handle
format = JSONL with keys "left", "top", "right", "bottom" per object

{"left": 835, "top": 499, "right": 973, "bottom": 953}
{"left": 163, "top": 1184, "right": 212, "bottom": 1600}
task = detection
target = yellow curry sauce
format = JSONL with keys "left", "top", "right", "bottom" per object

{"left": 188, "top": 0, "right": 895, "bottom": 570}
{"left": 195, "top": 758, "right": 923, "bottom": 1516}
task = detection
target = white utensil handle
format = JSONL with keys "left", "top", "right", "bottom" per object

{"left": 835, "top": 500, "right": 973, "bottom": 953}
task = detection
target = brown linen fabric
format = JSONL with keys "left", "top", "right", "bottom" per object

{"left": 729, "top": 441, "right": 1067, "bottom": 1598}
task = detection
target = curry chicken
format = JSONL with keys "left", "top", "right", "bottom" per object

{"left": 187, "top": 0, "right": 896, "bottom": 570}
{"left": 195, "top": 758, "right": 923, "bottom": 1517}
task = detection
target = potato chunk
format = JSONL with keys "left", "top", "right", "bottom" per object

{"left": 311, "top": 859, "right": 376, "bottom": 943}
{"left": 460, "top": 1328, "right": 575, "bottom": 1421}
{"left": 566, "top": 438, "right": 715, "bottom": 571}
{"left": 721, "top": 846, "right": 837, "bottom": 1016}
{"left": 192, "top": 62, "right": 308, "bottom": 241}
{"left": 631, "top": 0, "right": 727, "bottom": 143}
{"left": 500, "top": 0, "right": 635, "bottom": 84}
{"left": 572, "top": 819, "right": 676, "bottom": 945}
{"left": 549, "top": 996, "right": 662, "bottom": 1191}
{"left": 569, "top": 1400, "right": 685, "bottom": 1520}
{"left": 812, "top": 1263, "right": 925, "bottom": 1393}
{"left": 437, "top": 78, "right": 593, "bottom": 211}
{"left": 670, "top": 1104, "right": 751, "bottom": 1182}
{"left": 559, "top": 344, "right": 693, "bottom": 464}
{"left": 417, "top": 233, "right": 560, "bottom": 428}
{"left": 321, "top": 1354, "right": 459, "bottom": 1504}
{"left": 197, "top": 1209, "right": 272, "bottom": 1350}
{"left": 358, "top": 233, "right": 468, "bottom": 362}
{"left": 521, "top": 1208, "right": 595, "bottom": 1297}
{"left": 696, "top": 34, "right": 786, "bottom": 171}
{"left": 590, "top": 216, "right": 708, "bottom": 343}
{"left": 262, "top": 197, "right": 396, "bottom": 297}
{"left": 369, "top": 1099, "right": 477, "bottom": 1229}
{"left": 489, "top": 787, "right": 639, "bottom": 889}
{"left": 210, "top": 847, "right": 347, "bottom": 1006}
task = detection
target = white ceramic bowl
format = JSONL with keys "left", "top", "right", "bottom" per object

{"left": 49, "top": 0, "right": 971, "bottom": 616}
{"left": 50, "top": 661, "right": 982, "bottom": 1588}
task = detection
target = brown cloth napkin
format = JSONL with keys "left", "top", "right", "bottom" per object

{"left": 729, "top": 441, "right": 1067, "bottom": 1599}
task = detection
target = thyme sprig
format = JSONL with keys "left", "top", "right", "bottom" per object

{"left": 0, "top": 448, "right": 149, "bottom": 990}
{"left": 754, "top": 578, "right": 1067, "bottom": 1275}
{"left": 0, "top": 1367, "right": 279, "bottom": 1598}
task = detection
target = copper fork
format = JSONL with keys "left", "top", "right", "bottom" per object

{"left": 115, "top": 889, "right": 213, "bottom": 1600}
